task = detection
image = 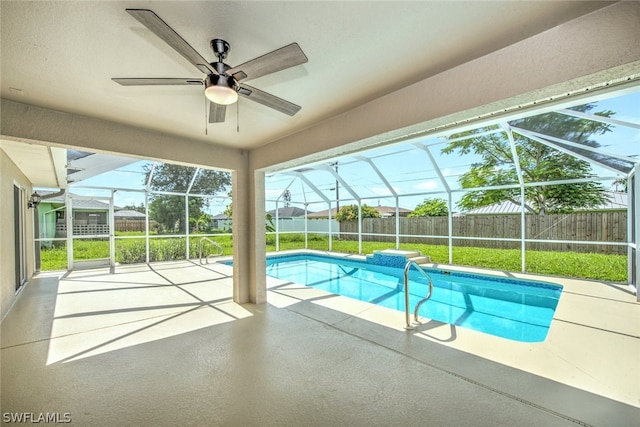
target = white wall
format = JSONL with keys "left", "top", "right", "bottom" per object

{"left": 274, "top": 218, "right": 339, "bottom": 234}
{"left": 0, "top": 148, "right": 35, "bottom": 321}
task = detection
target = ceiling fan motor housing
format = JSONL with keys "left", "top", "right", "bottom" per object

{"left": 205, "top": 73, "right": 237, "bottom": 92}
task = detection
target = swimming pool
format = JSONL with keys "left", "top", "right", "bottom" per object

{"left": 263, "top": 253, "right": 562, "bottom": 342}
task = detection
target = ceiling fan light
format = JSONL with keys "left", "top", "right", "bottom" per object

{"left": 205, "top": 85, "right": 238, "bottom": 105}
{"left": 204, "top": 75, "right": 238, "bottom": 105}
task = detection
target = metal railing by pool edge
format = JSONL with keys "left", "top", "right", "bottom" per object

{"left": 198, "top": 237, "right": 223, "bottom": 264}
{"left": 403, "top": 260, "right": 434, "bottom": 330}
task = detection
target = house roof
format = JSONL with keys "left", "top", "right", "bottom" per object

{"left": 464, "top": 192, "right": 628, "bottom": 215}
{"left": 267, "top": 207, "right": 310, "bottom": 218}
{"left": 374, "top": 206, "right": 412, "bottom": 217}
{"left": 114, "top": 210, "right": 146, "bottom": 218}
{"left": 67, "top": 199, "right": 112, "bottom": 210}
{"left": 211, "top": 214, "right": 230, "bottom": 220}
{"left": 306, "top": 208, "right": 338, "bottom": 219}
{"left": 307, "top": 206, "right": 411, "bottom": 218}
{"left": 38, "top": 191, "right": 120, "bottom": 211}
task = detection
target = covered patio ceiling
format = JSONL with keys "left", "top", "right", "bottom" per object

{"left": 0, "top": 1, "right": 614, "bottom": 150}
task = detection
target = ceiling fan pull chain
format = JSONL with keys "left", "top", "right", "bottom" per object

{"left": 237, "top": 99, "right": 240, "bottom": 133}
{"left": 205, "top": 97, "right": 208, "bottom": 135}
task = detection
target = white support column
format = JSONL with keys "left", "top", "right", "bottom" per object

{"left": 447, "top": 193, "right": 453, "bottom": 265}
{"left": 304, "top": 203, "right": 308, "bottom": 249}
{"left": 185, "top": 194, "right": 190, "bottom": 260}
{"left": 66, "top": 194, "right": 73, "bottom": 270}
{"left": 145, "top": 191, "right": 150, "bottom": 264}
{"left": 275, "top": 200, "right": 279, "bottom": 252}
{"left": 109, "top": 191, "right": 115, "bottom": 268}
{"left": 328, "top": 202, "right": 333, "bottom": 252}
{"left": 232, "top": 165, "right": 266, "bottom": 304}
{"left": 395, "top": 196, "right": 400, "bottom": 250}
{"left": 632, "top": 169, "right": 639, "bottom": 300}
{"left": 357, "top": 202, "right": 362, "bottom": 254}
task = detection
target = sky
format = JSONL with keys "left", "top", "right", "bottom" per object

{"left": 60, "top": 89, "right": 640, "bottom": 216}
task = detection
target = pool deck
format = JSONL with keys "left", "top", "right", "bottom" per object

{"left": 265, "top": 250, "right": 639, "bottom": 413}
{"left": 1, "top": 251, "right": 638, "bottom": 425}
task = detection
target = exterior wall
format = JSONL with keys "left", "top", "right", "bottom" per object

{"left": 0, "top": 149, "right": 35, "bottom": 321}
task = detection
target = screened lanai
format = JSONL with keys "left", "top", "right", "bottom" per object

{"left": 264, "top": 88, "right": 640, "bottom": 295}
{"left": 31, "top": 87, "right": 639, "bottom": 297}
{"left": 34, "top": 155, "right": 232, "bottom": 271}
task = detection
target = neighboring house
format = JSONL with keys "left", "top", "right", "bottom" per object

{"left": 374, "top": 206, "right": 413, "bottom": 218}
{"left": 267, "top": 207, "right": 310, "bottom": 218}
{"left": 114, "top": 209, "right": 146, "bottom": 220}
{"left": 463, "top": 191, "right": 628, "bottom": 215}
{"left": 306, "top": 208, "right": 338, "bottom": 219}
{"left": 114, "top": 209, "right": 147, "bottom": 232}
{"left": 211, "top": 213, "right": 231, "bottom": 230}
{"left": 307, "top": 205, "right": 411, "bottom": 219}
{"left": 37, "top": 193, "right": 120, "bottom": 238}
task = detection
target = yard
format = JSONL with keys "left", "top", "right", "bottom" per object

{"left": 39, "top": 233, "right": 627, "bottom": 282}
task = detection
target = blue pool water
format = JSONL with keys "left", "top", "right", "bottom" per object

{"left": 263, "top": 253, "right": 562, "bottom": 342}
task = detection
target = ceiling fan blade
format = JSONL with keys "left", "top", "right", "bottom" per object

{"left": 112, "top": 78, "right": 203, "bottom": 86}
{"left": 209, "top": 102, "right": 227, "bottom": 123}
{"left": 126, "top": 9, "right": 217, "bottom": 75}
{"left": 228, "top": 43, "right": 307, "bottom": 82}
{"left": 238, "top": 84, "right": 301, "bottom": 116}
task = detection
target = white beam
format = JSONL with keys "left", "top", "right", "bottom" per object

{"left": 317, "top": 164, "right": 360, "bottom": 203}
{"left": 502, "top": 123, "right": 527, "bottom": 273}
{"left": 556, "top": 109, "right": 640, "bottom": 130}
{"left": 512, "top": 128, "right": 628, "bottom": 175}
{"left": 511, "top": 126, "right": 637, "bottom": 165}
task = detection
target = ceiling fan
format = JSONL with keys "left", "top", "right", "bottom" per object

{"left": 112, "top": 9, "right": 308, "bottom": 123}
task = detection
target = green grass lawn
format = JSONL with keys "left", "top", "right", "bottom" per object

{"left": 39, "top": 234, "right": 627, "bottom": 282}
{"left": 266, "top": 235, "right": 628, "bottom": 282}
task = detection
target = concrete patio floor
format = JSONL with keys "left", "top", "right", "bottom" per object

{"left": 1, "top": 256, "right": 638, "bottom": 426}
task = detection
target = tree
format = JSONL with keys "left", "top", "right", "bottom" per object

{"left": 442, "top": 104, "right": 613, "bottom": 215}
{"left": 335, "top": 204, "right": 380, "bottom": 221}
{"left": 190, "top": 213, "right": 212, "bottom": 233}
{"left": 144, "top": 164, "right": 230, "bottom": 232}
{"left": 408, "top": 198, "right": 448, "bottom": 217}
{"left": 122, "top": 203, "right": 145, "bottom": 213}
{"left": 223, "top": 191, "right": 233, "bottom": 219}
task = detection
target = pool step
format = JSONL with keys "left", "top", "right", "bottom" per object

{"left": 366, "top": 249, "right": 431, "bottom": 268}
{"left": 409, "top": 255, "right": 431, "bottom": 265}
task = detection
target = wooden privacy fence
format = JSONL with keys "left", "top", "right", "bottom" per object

{"left": 339, "top": 212, "right": 628, "bottom": 254}
{"left": 115, "top": 219, "right": 146, "bottom": 232}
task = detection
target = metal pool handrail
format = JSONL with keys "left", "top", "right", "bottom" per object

{"left": 403, "top": 260, "right": 434, "bottom": 330}
{"left": 198, "top": 237, "right": 223, "bottom": 264}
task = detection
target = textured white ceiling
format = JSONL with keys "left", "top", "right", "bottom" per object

{"left": 0, "top": 1, "right": 610, "bottom": 150}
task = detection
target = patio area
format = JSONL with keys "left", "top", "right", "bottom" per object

{"left": 1, "top": 257, "right": 637, "bottom": 426}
